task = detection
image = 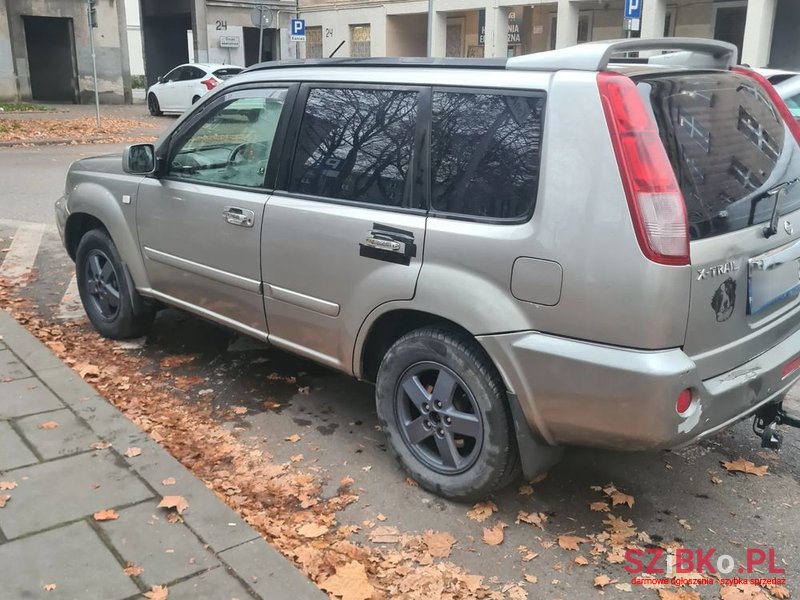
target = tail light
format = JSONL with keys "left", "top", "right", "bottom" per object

{"left": 676, "top": 389, "right": 693, "bottom": 415}
{"left": 782, "top": 356, "right": 800, "bottom": 379}
{"left": 598, "top": 72, "right": 690, "bottom": 266}
{"left": 733, "top": 67, "right": 800, "bottom": 146}
{"left": 201, "top": 77, "right": 219, "bottom": 91}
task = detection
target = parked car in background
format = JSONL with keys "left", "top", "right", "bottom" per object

{"left": 57, "top": 39, "right": 800, "bottom": 501}
{"left": 147, "top": 63, "right": 243, "bottom": 116}
{"left": 755, "top": 68, "right": 799, "bottom": 86}
{"left": 773, "top": 75, "right": 800, "bottom": 121}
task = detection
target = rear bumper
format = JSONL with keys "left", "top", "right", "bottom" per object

{"left": 478, "top": 329, "right": 800, "bottom": 450}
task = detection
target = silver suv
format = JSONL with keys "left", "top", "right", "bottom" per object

{"left": 56, "top": 39, "right": 800, "bottom": 501}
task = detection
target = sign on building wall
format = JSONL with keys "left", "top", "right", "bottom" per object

{"left": 219, "top": 35, "right": 240, "bottom": 48}
{"left": 478, "top": 8, "right": 522, "bottom": 46}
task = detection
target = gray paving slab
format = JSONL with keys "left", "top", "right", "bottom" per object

{"left": 0, "top": 420, "right": 38, "bottom": 470}
{"left": 132, "top": 439, "right": 259, "bottom": 553}
{"left": 219, "top": 539, "right": 325, "bottom": 599}
{"left": 0, "top": 449, "right": 154, "bottom": 539}
{"left": 0, "top": 310, "right": 65, "bottom": 372}
{"left": 15, "top": 407, "right": 99, "bottom": 460}
{"left": 0, "top": 521, "right": 140, "bottom": 600}
{"left": 0, "top": 348, "right": 32, "bottom": 381}
{"left": 0, "top": 377, "right": 64, "bottom": 419}
{"left": 100, "top": 500, "right": 220, "bottom": 588}
{"left": 167, "top": 566, "right": 253, "bottom": 600}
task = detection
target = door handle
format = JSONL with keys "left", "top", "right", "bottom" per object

{"left": 223, "top": 206, "right": 255, "bottom": 228}
{"left": 363, "top": 234, "right": 404, "bottom": 253}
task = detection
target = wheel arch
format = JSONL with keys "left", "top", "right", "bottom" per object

{"left": 356, "top": 307, "right": 491, "bottom": 384}
{"left": 64, "top": 184, "right": 150, "bottom": 292}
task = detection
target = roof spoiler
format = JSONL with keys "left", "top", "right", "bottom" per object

{"left": 506, "top": 37, "right": 738, "bottom": 72}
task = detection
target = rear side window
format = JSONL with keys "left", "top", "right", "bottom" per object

{"left": 213, "top": 68, "right": 242, "bottom": 80}
{"left": 289, "top": 87, "right": 419, "bottom": 208}
{"left": 638, "top": 72, "right": 800, "bottom": 240}
{"left": 430, "top": 91, "right": 544, "bottom": 220}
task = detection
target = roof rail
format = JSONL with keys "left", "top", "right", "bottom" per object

{"left": 506, "top": 37, "right": 738, "bottom": 72}
{"left": 243, "top": 57, "right": 508, "bottom": 73}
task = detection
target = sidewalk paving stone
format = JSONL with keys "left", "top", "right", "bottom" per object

{"left": 0, "top": 521, "right": 140, "bottom": 600}
{"left": 166, "top": 566, "right": 253, "bottom": 600}
{"left": 0, "top": 378, "right": 64, "bottom": 419}
{"left": 15, "top": 407, "right": 99, "bottom": 460}
{"left": 0, "top": 348, "right": 32, "bottom": 380}
{"left": 219, "top": 538, "right": 325, "bottom": 599}
{"left": 0, "top": 450, "right": 154, "bottom": 539}
{"left": 99, "top": 501, "right": 220, "bottom": 588}
{"left": 0, "top": 420, "right": 38, "bottom": 470}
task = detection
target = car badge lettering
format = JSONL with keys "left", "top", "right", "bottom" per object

{"left": 697, "top": 260, "right": 739, "bottom": 281}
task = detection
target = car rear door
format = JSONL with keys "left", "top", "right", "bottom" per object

{"left": 136, "top": 85, "right": 294, "bottom": 338}
{"left": 261, "top": 83, "right": 427, "bottom": 372}
{"left": 638, "top": 70, "right": 800, "bottom": 379}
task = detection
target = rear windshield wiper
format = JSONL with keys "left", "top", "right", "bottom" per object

{"left": 748, "top": 177, "right": 800, "bottom": 237}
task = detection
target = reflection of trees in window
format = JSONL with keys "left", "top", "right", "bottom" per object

{"left": 431, "top": 92, "right": 543, "bottom": 219}
{"left": 291, "top": 88, "right": 418, "bottom": 207}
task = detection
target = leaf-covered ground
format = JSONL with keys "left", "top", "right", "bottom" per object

{"left": 0, "top": 116, "right": 157, "bottom": 145}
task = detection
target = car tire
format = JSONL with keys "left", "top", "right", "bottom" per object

{"left": 76, "top": 229, "right": 154, "bottom": 340}
{"left": 376, "top": 328, "right": 519, "bottom": 502}
{"left": 148, "top": 93, "right": 162, "bottom": 116}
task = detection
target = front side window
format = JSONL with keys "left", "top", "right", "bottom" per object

{"left": 430, "top": 91, "right": 544, "bottom": 220}
{"left": 168, "top": 89, "right": 288, "bottom": 188}
{"left": 289, "top": 87, "right": 419, "bottom": 208}
{"left": 350, "top": 24, "right": 371, "bottom": 58}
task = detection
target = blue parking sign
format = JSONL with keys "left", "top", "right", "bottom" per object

{"left": 291, "top": 18, "right": 306, "bottom": 41}
{"left": 624, "top": 0, "right": 642, "bottom": 20}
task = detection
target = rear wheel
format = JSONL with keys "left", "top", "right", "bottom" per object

{"left": 376, "top": 328, "right": 518, "bottom": 501}
{"left": 147, "top": 93, "right": 162, "bottom": 116}
{"left": 76, "top": 229, "right": 154, "bottom": 339}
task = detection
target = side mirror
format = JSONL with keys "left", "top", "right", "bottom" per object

{"left": 158, "top": 75, "right": 164, "bottom": 84}
{"left": 123, "top": 144, "right": 156, "bottom": 175}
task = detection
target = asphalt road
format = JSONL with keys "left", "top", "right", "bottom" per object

{"left": 2, "top": 142, "right": 800, "bottom": 599}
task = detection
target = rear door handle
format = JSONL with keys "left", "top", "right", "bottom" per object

{"left": 223, "top": 206, "right": 254, "bottom": 228}
{"left": 363, "top": 234, "right": 404, "bottom": 254}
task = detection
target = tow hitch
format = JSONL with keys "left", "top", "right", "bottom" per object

{"left": 753, "top": 403, "right": 800, "bottom": 450}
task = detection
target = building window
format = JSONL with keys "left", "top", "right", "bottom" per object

{"left": 549, "top": 13, "right": 592, "bottom": 50}
{"left": 350, "top": 24, "right": 371, "bottom": 58}
{"left": 306, "top": 26, "right": 323, "bottom": 58}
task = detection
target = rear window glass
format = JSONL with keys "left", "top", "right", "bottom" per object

{"left": 430, "top": 91, "right": 544, "bottom": 220}
{"left": 213, "top": 68, "right": 242, "bottom": 79}
{"left": 638, "top": 72, "right": 800, "bottom": 240}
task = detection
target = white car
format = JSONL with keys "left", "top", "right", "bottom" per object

{"left": 147, "top": 63, "right": 243, "bottom": 116}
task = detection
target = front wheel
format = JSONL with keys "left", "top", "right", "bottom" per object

{"left": 76, "top": 229, "right": 154, "bottom": 339}
{"left": 148, "top": 93, "right": 162, "bottom": 116}
{"left": 376, "top": 328, "right": 519, "bottom": 501}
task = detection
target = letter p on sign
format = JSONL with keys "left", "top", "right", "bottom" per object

{"left": 291, "top": 19, "right": 306, "bottom": 41}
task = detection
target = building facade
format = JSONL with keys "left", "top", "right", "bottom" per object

{"left": 0, "top": 0, "right": 131, "bottom": 103}
{"left": 298, "top": 0, "right": 798, "bottom": 70}
{"left": 137, "top": 0, "right": 299, "bottom": 88}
